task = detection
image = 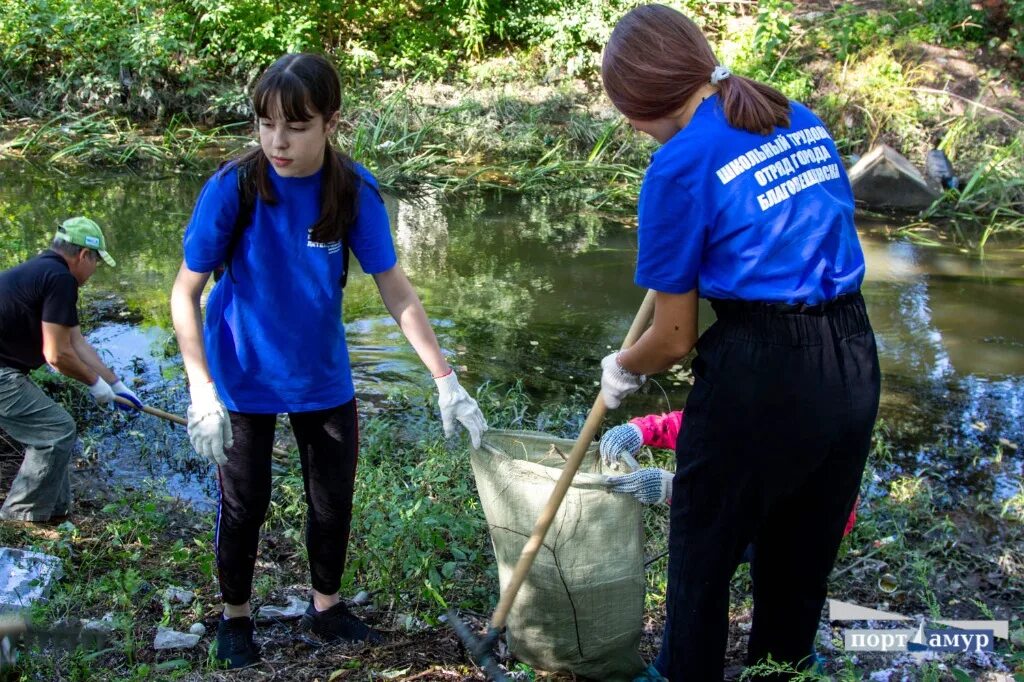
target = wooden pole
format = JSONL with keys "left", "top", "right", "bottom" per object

{"left": 489, "top": 288, "right": 657, "bottom": 630}
{"left": 112, "top": 396, "right": 291, "bottom": 459}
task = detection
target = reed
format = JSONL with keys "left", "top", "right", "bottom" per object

{"left": 905, "top": 134, "right": 1024, "bottom": 252}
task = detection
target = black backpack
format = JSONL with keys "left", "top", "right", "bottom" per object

{"left": 213, "top": 160, "right": 352, "bottom": 286}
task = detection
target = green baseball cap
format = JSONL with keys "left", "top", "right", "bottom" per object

{"left": 55, "top": 216, "right": 116, "bottom": 266}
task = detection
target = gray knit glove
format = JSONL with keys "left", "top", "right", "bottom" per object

{"left": 606, "top": 468, "right": 674, "bottom": 505}
{"left": 599, "top": 423, "right": 643, "bottom": 469}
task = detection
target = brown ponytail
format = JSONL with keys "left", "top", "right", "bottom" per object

{"left": 602, "top": 4, "right": 791, "bottom": 135}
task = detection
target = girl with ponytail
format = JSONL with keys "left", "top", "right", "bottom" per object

{"left": 598, "top": 6, "right": 880, "bottom": 680}
{"left": 170, "top": 53, "right": 487, "bottom": 669}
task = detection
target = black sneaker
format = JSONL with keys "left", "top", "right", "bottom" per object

{"left": 300, "top": 600, "right": 383, "bottom": 645}
{"left": 215, "top": 616, "right": 261, "bottom": 669}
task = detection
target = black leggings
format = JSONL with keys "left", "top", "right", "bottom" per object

{"left": 215, "top": 400, "right": 359, "bottom": 606}
{"left": 661, "top": 293, "right": 880, "bottom": 681}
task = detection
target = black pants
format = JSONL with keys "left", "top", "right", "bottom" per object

{"left": 215, "top": 400, "right": 359, "bottom": 606}
{"left": 662, "top": 293, "right": 880, "bottom": 680}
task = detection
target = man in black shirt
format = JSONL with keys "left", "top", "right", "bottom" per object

{"left": 0, "top": 217, "right": 142, "bottom": 523}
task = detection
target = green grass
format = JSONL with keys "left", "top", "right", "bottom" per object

{"left": 0, "top": 381, "right": 571, "bottom": 680}
{"left": 911, "top": 132, "right": 1024, "bottom": 251}
{"left": 2, "top": 0, "right": 1023, "bottom": 245}
{"left": 0, "top": 81, "right": 651, "bottom": 220}
{"left": 2, "top": 371, "right": 1022, "bottom": 680}
{"left": 0, "top": 114, "right": 252, "bottom": 170}
{"left": 4, "top": 65, "right": 1020, "bottom": 247}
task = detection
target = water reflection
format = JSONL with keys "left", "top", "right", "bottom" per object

{"left": 393, "top": 190, "right": 449, "bottom": 276}
{"left": 1, "top": 166, "right": 1021, "bottom": 508}
{"left": 81, "top": 324, "right": 211, "bottom": 507}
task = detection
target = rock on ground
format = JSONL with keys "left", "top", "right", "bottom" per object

{"left": 153, "top": 626, "right": 200, "bottom": 650}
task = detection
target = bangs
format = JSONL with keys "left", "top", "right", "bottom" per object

{"left": 253, "top": 71, "right": 315, "bottom": 122}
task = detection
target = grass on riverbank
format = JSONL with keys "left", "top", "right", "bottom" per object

{"left": 0, "top": 373, "right": 1021, "bottom": 681}
{"left": 3, "top": 2, "right": 1024, "bottom": 245}
{"left": 0, "top": 114, "right": 251, "bottom": 173}
{"left": 3, "top": 73, "right": 1023, "bottom": 250}
{"left": 901, "top": 133, "right": 1024, "bottom": 251}
{"left": 7, "top": 77, "right": 1024, "bottom": 251}
{"left": 0, "top": 79, "right": 651, "bottom": 220}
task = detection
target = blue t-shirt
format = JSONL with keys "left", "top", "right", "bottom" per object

{"left": 634, "top": 95, "right": 865, "bottom": 304}
{"left": 183, "top": 161, "right": 397, "bottom": 413}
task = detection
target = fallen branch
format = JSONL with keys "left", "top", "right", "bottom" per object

{"left": 832, "top": 548, "right": 883, "bottom": 578}
{"left": 905, "top": 86, "right": 1024, "bottom": 127}
{"left": 404, "top": 666, "right": 466, "bottom": 680}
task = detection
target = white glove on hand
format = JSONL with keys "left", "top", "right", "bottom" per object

{"left": 599, "top": 423, "right": 643, "bottom": 470}
{"left": 600, "top": 352, "right": 646, "bottom": 410}
{"left": 606, "top": 468, "right": 674, "bottom": 505}
{"left": 186, "top": 381, "right": 233, "bottom": 466}
{"left": 435, "top": 370, "right": 487, "bottom": 449}
{"left": 88, "top": 377, "right": 115, "bottom": 406}
{"left": 111, "top": 380, "right": 143, "bottom": 412}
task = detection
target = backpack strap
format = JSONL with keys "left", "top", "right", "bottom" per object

{"left": 341, "top": 242, "right": 350, "bottom": 289}
{"left": 339, "top": 154, "right": 378, "bottom": 290}
{"left": 213, "top": 161, "right": 257, "bottom": 283}
{"left": 214, "top": 156, "right": 362, "bottom": 289}
{"left": 340, "top": 160, "right": 390, "bottom": 289}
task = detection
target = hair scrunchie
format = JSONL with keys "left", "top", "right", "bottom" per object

{"left": 710, "top": 65, "right": 731, "bottom": 85}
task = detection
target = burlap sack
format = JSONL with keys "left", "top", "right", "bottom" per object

{"left": 470, "top": 429, "right": 646, "bottom": 681}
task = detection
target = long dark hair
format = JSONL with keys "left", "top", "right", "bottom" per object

{"left": 222, "top": 53, "right": 359, "bottom": 243}
{"left": 602, "top": 4, "right": 790, "bottom": 135}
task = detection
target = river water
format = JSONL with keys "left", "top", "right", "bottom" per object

{"left": 1, "top": 168, "right": 1021, "bottom": 510}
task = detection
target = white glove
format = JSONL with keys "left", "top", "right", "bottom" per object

{"left": 111, "top": 380, "right": 143, "bottom": 412}
{"left": 606, "top": 468, "right": 674, "bottom": 505}
{"left": 434, "top": 370, "right": 487, "bottom": 449}
{"left": 88, "top": 377, "right": 115, "bottom": 406}
{"left": 600, "top": 352, "right": 646, "bottom": 410}
{"left": 186, "top": 381, "right": 233, "bottom": 466}
{"left": 599, "top": 423, "right": 643, "bottom": 470}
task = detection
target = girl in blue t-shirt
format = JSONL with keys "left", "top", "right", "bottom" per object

{"left": 169, "top": 53, "right": 487, "bottom": 669}
{"left": 597, "top": 6, "right": 880, "bottom": 681}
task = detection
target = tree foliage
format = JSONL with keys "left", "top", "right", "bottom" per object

{"left": 0, "top": 1, "right": 731, "bottom": 117}
{"left": 1, "top": 0, "right": 1020, "bottom": 141}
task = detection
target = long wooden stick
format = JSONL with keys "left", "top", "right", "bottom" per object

{"left": 489, "top": 288, "right": 658, "bottom": 630}
{"left": 113, "top": 396, "right": 187, "bottom": 426}
{"left": 112, "top": 395, "right": 291, "bottom": 458}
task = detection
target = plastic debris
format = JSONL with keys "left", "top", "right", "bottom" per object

{"left": 163, "top": 586, "right": 195, "bottom": 606}
{"left": 925, "top": 149, "right": 958, "bottom": 190}
{"left": 256, "top": 595, "right": 306, "bottom": 621}
{"left": 0, "top": 548, "right": 63, "bottom": 612}
{"left": 82, "top": 612, "right": 115, "bottom": 634}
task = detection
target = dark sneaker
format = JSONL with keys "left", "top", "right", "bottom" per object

{"left": 300, "top": 600, "right": 383, "bottom": 645}
{"left": 215, "top": 616, "right": 260, "bottom": 669}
